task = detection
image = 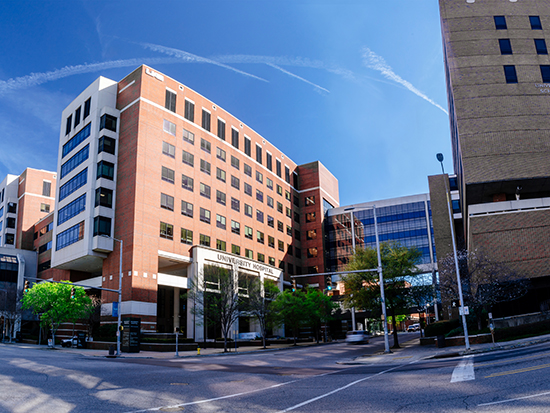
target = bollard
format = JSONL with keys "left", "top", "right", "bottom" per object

{"left": 197, "top": 347, "right": 200, "bottom": 356}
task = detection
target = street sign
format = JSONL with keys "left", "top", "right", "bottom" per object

{"left": 112, "top": 301, "right": 119, "bottom": 317}
{"left": 459, "top": 306, "right": 469, "bottom": 316}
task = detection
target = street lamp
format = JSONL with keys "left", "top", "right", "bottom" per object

{"left": 101, "top": 234, "right": 123, "bottom": 356}
{"left": 436, "top": 153, "right": 470, "bottom": 351}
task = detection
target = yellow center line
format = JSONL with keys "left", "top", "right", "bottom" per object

{"left": 477, "top": 352, "right": 550, "bottom": 367}
{"left": 485, "top": 362, "right": 550, "bottom": 378}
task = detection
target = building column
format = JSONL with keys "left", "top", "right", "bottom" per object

{"left": 173, "top": 287, "right": 180, "bottom": 332}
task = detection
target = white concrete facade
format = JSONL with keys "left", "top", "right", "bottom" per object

{"left": 0, "top": 175, "right": 19, "bottom": 248}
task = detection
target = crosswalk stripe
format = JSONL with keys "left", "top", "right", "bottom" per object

{"left": 451, "top": 355, "right": 475, "bottom": 383}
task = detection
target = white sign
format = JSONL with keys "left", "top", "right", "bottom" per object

{"left": 459, "top": 306, "right": 469, "bottom": 316}
{"left": 145, "top": 68, "right": 164, "bottom": 82}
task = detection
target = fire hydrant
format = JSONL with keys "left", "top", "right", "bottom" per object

{"left": 197, "top": 347, "right": 200, "bottom": 356}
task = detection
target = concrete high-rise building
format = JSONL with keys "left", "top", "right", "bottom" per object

{"left": 438, "top": 0, "right": 550, "bottom": 312}
{"left": 50, "top": 65, "right": 339, "bottom": 337}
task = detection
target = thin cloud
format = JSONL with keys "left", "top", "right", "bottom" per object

{"left": 140, "top": 43, "right": 268, "bottom": 82}
{"left": 266, "top": 63, "right": 330, "bottom": 94}
{"left": 0, "top": 58, "right": 180, "bottom": 95}
{"left": 361, "top": 47, "right": 448, "bottom": 115}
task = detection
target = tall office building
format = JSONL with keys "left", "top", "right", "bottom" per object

{"left": 438, "top": 0, "right": 550, "bottom": 311}
{"left": 50, "top": 65, "right": 339, "bottom": 337}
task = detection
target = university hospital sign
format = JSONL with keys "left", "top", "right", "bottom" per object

{"left": 216, "top": 253, "right": 275, "bottom": 275}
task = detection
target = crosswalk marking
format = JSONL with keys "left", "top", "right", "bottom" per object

{"left": 451, "top": 355, "right": 475, "bottom": 383}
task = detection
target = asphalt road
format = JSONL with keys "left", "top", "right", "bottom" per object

{"left": 2, "top": 337, "right": 550, "bottom": 412}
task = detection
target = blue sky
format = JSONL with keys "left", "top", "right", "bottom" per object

{"left": 0, "top": 0, "right": 451, "bottom": 206}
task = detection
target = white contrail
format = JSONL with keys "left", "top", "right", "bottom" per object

{"left": 0, "top": 57, "right": 180, "bottom": 95}
{"left": 266, "top": 63, "right": 329, "bottom": 94}
{"left": 361, "top": 47, "right": 448, "bottom": 115}
{"left": 140, "top": 43, "right": 267, "bottom": 82}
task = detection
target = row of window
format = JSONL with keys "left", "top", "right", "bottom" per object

{"left": 34, "top": 222, "right": 53, "bottom": 240}
{"left": 65, "top": 97, "right": 91, "bottom": 136}
{"left": 503, "top": 65, "right": 550, "bottom": 84}
{"left": 494, "top": 15, "right": 542, "bottom": 31}
{"left": 498, "top": 38, "right": 548, "bottom": 55}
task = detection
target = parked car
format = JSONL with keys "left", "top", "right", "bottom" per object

{"left": 407, "top": 323, "right": 420, "bottom": 332}
{"left": 345, "top": 330, "right": 370, "bottom": 344}
{"left": 61, "top": 336, "right": 78, "bottom": 348}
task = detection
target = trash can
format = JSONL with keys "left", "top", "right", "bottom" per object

{"left": 77, "top": 332, "right": 87, "bottom": 349}
{"left": 437, "top": 335, "right": 446, "bottom": 348}
{"left": 108, "top": 345, "right": 115, "bottom": 356}
{"left": 15, "top": 331, "right": 22, "bottom": 343}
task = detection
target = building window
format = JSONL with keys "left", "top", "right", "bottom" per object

{"left": 231, "top": 175, "right": 240, "bottom": 190}
{"left": 293, "top": 172, "right": 299, "bottom": 189}
{"left": 216, "top": 214, "right": 226, "bottom": 230}
{"left": 200, "top": 234, "right": 210, "bottom": 247}
{"left": 277, "top": 220, "right": 283, "bottom": 232}
{"left": 161, "top": 193, "right": 174, "bottom": 211}
{"left": 100, "top": 114, "right": 117, "bottom": 132}
{"left": 159, "top": 221, "right": 173, "bottom": 239}
{"left": 216, "top": 190, "right": 226, "bottom": 206}
{"left": 200, "top": 208, "right": 211, "bottom": 224}
{"left": 232, "top": 244, "right": 240, "bottom": 255}
{"left": 97, "top": 160, "right": 115, "bottom": 180}
{"left": 266, "top": 152, "right": 272, "bottom": 171}
{"left": 200, "top": 183, "right": 211, "bottom": 199}
{"left": 182, "top": 150, "right": 194, "bottom": 167}
{"left": 307, "top": 247, "right": 318, "bottom": 258}
{"left": 266, "top": 178, "right": 273, "bottom": 190}
{"left": 200, "top": 159, "right": 211, "bottom": 175}
{"left": 245, "top": 249, "right": 253, "bottom": 259}
{"left": 287, "top": 244, "right": 293, "bottom": 256}
{"left": 499, "top": 39, "right": 512, "bottom": 55}
{"left": 183, "top": 128, "right": 195, "bottom": 144}
{"left": 257, "top": 231, "right": 264, "bottom": 244}
{"left": 294, "top": 212, "right": 300, "bottom": 223}
{"left": 66, "top": 115, "right": 72, "bottom": 135}
{"left": 165, "top": 89, "right": 176, "bottom": 112}
{"left": 541, "top": 66, "right": 550, "bottom": 82}
{"left": 268, "top": 257, "right": 275, "bottom": 266}
{"left": 163, "top": 141, "right": 175, "bottom": 158}
{"left": 277, "top": 202, "right": 283, "bottom": 213}
{"left": 216, "top": 239, "right": 226, "bottom": 251}
{"left": 7, "top": 217, "right": 16, "bottom": 228}
{"left": 530, "top": 16, "right": 542, "bottom": 30}
{"left": 74, "top": 106, "right": 81, "bottom": 128}
{"left": 162, "top": 166, "right": 175, "bottom": 184}
{"left": 267, "top": 215, "right": 274, "bottom": 228}
{"left": 285, "top": 190, "right": 291, "bottom": 201}
{"left": 95, "top": 187, "right": 113, "bottom": 208}
{"left": 231, "top": 220, "right": 240, "bottom": 235}
{"left": 59, "top": 168, "right": 87, "bottom": 201}
{"left": 200, "top": 138, "right": 211, "bottom": 154}
{"left": 231, "top": 197, "right": 240, "bottom": 212}
{"left": 216, "top": 147, "right": 226, "bottom": 162}
{"left": 278, "top": 240, "right": 284, "bottom": 251}
{"left": 268, "top": 236, "right": 275, "bottom": 248}
{"left": 245, "top": 226, "right": 253, "bottom": 239}
{"left": 56, "top": 221, "right": 84, "bottom": 250}
{"left": 60, "top": 145, "right": 89, "bottom": 179}
{"left": 38, "top": 260, "right": 51, "bottom": 272}
{"left": 62, "top": 123, "right": 91, "bottom": 158}
{"left": 182, "top": 174, "right": 194, "bottom": 191}
{"left": 306, "top": 195, "right": 315, "bottom": 206}
{"left": 244, "top": 183, "right": 252, "bottom": 196}
{"left": 257, "top": 253, "right": 265, "bottom": 263}
{"left": 286, "top": 225, "right": 292, "bottom": 236}
{"left": 256, "top": 145, "right": 262, "bottom": 164}
{"left": 244, "top": 204, "right": 253, "bottom": 217}
{"left": 94, "top": 216, "right": 112, "bottom": 237}
{"left": 285, "top": 166, "right": 290, "bottom": 184}
{"left": 256, "top": 171, "right": 263, "bottom": 184}
{"left": 181, "top": 228, "right": 193, "bottom": 244}
{"left": 267, "top": 196, "right": 274, "bottom": 208}
{"left": 276, "top": 185, "right": 283, "bottom": 196}
{"left": 84, "top": 97, "right": 91, "bottom": 118}
{"left": 286, "top": 207, "right": 292, "bottom": 218}
{"left": 494, "top": 16, "right": 507, "bottom": 30}
{"left": 98, "top": 136, "right": 116, "bottom": 155}
{"left": 306, "top": 212, "right": 316, "bottom": 222}
{"left": 7, "top": 202, "right": 16, "bottom": 214}
{"left": 231, "top": 128, "right": 239, "bottom": 149}
{"left": 536, "top": 39, "right": 548, "bottom": 55}
{"left": 185, "top": 100, "right": 195, "bottom": 122}
{"left": 293, "top": 196, "right": 299, "bottom": 207}
{"left": 202, "top": 110, "right": 211, "bottom": 131}
{"left": 217, "top": 119, "right": 226, "bottom": 140}
{"left": 244, "top": 136, "right": 251, "bottom": 157}
{"left": 504, "top": 65, "right": 518, "bottom": 83}
{"left": 181, "top": 201, "right": 193, "bottom": 218}
{"left": 276, "top": 159, "right": 282, "bottom": 177}
{"left": 231, "top": 156, "right": 240, "bottom": 170}
{"left": 216, "top": 168, "right": 226, "bottom": 183}
{"left": 42, "top": 181, "right": 51, "bottom": 197}
{"left": 181, "top": 200, "right": 193, "bottom": 217}
{"left": 307, "top": 229, "right": 317, "bottom": 240}
{"left": 257, "top": 210, "right": 264, "bottom": 223}
{"left": 40, "top": 203, "right": 50, "bottom": 213}
{"left": 256, "top": 189, "right": 263, "bottom": 202}
{"left": 295, "top": 248, "right": 301, "bottom": 259}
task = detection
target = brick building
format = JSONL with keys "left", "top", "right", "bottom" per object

{"left": 49, "top": 65, "right": 339, "bottom": 337}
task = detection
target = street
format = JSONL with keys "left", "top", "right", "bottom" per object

{"left": 2, "top": 336, "right": 550, "bottom": 412}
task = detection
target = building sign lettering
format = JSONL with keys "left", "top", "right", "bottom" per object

{"left": 145, "top": 68, "right": 164, "bottom": 82}
{"left": 216, "top": 253, "right": 274, "bottom": 275}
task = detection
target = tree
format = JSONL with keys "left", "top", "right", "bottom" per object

{"left": 342, "top": 243, "right": 422, "bottom": 349}
{"left": 304, "top": 289, "right": 337, "bottom": 343}
{"left": 439, "top": 249, "right": 529, "bottom": 330}
{"left": 21, "top": 281, "right": 92, "bottom": 346}
{"left": 272, "top": 289, "right": 307, "bottom": 345}
{"left": 240, "top": 277, "right": 280, "bottom": 349}
{"left": 187, "top": 265, "right": 241, "bottom": 353}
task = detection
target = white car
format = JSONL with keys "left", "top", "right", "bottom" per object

{"left": 345, "top": 330, "right": 369, "bottom": 344}
{"left": 407, "top": 324, "right": 420, "bottom": 332}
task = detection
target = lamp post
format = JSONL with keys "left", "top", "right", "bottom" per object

{"left": 101, "top": 235, "right": 123, "bottom": 356}
{"left": 436, "top": 153, "right": 470, "bottom": 351}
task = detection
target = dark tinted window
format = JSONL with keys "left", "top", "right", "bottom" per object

{"left": 541, "top": 65, "right": 550, "bottom": 82}
{"left": 504, "top": 65, "right": 517, "bottom": 83}
{"left": 499, "top": 39, "right": 512, "bottom": 55}
{"left": 494, "top": 16, "right": 507, "bottom": 30}
{"left": 530, "top": 16, "right": 542, "bottom": 30}
{"left": 535, "top": 39, "right": 548, "bottom": 55}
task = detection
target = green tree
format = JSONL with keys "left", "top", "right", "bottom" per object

{"left": 272, "top": 289, "right": 307, "bottom": 345}
{"left": 304, "top": 289, "right": 337, "bottom": 343}
{"left": 342, "top": 243, "right": 422, "bottom": 349}
{"left": 240, "top": 278, "right": 280, "bottom": 348}
{"left": 21, "top": 281, "right": 93, "bottom": 346}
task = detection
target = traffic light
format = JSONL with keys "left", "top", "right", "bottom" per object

{"left": 326, "top": 276, "right": 333, "bottom": 291}
{"left": 24, "top": 280, "right": 30, "bottom": 293}
{"left": 70, "top": 287, "right": 75, "bottom": 300}
{"left": 292, "top": 279, "right": 297, "bottom": 292}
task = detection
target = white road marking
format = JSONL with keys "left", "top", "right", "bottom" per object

{"left": 451, "top": 355, "right": 475, "bottom": 383}
{"left": 478, "top": 390, "right": 550, "bottom": 407}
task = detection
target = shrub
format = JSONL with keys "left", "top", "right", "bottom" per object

{"left": 96, "top": 324, "right": 117, "bottom": 342}
{"left": 446, "top": 326, "right": 464, "bottom": 337}
{"left": 424, "top": 319, "right": 460, "bottom": 337}
{"left": 495, "top": 320, "right": 550, "bottom": 342}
